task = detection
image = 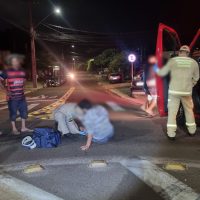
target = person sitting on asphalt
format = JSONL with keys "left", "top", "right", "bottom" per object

{"left": 0, "top": 54, "right": 33, "bottom": 135}
{"left": 53, "top": 102, "right": 83, "bottom": 136}
{"left": 78, "top": 99, "right": 114, "bottom": 151}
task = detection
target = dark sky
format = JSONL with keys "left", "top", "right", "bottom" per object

{"left": 0, "top": 0, "right": 199, "bottom": 39}
{"left": 0, "top": 0, "right": 199, "bottom": 57}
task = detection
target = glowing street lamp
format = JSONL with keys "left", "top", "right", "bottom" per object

{"left": 128, "top": 54, "right": 136, "bottom": 82}
{"left": 72, "top": 58, "right": 75, "bottom": 71}
{"left": 54, "top": 7, "right": 61, "bottom": 15}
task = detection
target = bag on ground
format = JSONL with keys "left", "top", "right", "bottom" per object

{"left": 32, "top": 128, "right": 61, "bottom": 148}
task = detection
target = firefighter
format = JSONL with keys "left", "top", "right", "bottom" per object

{"left": 154, "top": 45, "right": 199, "bottom": 140}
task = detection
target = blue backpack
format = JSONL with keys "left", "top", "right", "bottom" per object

{"left": 32, "top": 128, "right": 61, "bottom": 148}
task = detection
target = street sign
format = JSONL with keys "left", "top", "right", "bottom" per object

{"left": 128, "top": 54, "right": 136, "bottom": 63}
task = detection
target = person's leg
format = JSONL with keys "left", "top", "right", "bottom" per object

{"left": 141, "top": 94, "right": 148, "bottom": 111}
{"left": 67, "top": 119, "right": 80, "bottom": 134}
{"left": 181, "top": 96, "right": 196, "bottom": 135}
{"left": 8, "top": 100, "right": 19, "bottom": 134}
{"left": 167, "top": 95, "right": 180, "bottom": 138}
{"left": 18, "top": 99, "right": 32, "bottom": 132}
{"left": 146, "top": 97, "right": 157, "bottom": 116}
{"left": 146, "top": 88, "right": 157, "bottom": 116}
{"left": 54, "top": 112, "right": 70, "bottom": 135}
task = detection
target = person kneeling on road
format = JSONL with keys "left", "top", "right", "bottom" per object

{"left": 78, "top": 99, "right": 114, "bottom": 151}
{"left": 53, "top": 102, "right": 83, "bottom": 136}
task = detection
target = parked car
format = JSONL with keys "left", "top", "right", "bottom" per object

{"left": 130, "top": 71, "right": 144, "bottom": 95}
{"left": 108, "top": 73, "right": 123, "bottom": 83}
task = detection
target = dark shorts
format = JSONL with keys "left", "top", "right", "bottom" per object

{"left": 8, "top": 99, "right": 28, "bottom": 121}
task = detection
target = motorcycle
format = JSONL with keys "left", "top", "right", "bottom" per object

{"left": 43, "top": 78, "right": 59, "bottom": 88}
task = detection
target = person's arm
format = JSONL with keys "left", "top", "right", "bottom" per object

{"left": 81, "top": 134, "right": 93, "bottom": 151}
{"left": 192, "top": 61, "right": 199, "bottom": 86}
{"left": 80, "top": 110, "right": 95, "bottom": 151}
{"left": 156, "top": 60, "right": 172, "bottom": 77}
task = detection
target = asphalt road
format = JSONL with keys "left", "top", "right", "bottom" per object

{"left": 0, "top": 72, "right": 200, "bottom": 200}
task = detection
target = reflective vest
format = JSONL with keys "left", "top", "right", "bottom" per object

{"left": 157, "top": 56, "right": 199, "bottom": 96}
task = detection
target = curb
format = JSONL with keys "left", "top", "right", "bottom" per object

{"left": 108, "top": 88, "right": 144, "bottom": 105}
{"left": 97, "top": 80, "right": 144, "bottom": 105}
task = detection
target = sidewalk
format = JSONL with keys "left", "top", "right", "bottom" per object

{"left": 0, "top": 81, "right": 43, "bottom": 102}
{"left": 108, "top": 88, "right": 145, "bottom": 105}
{"left": 98, "top": 80, "right": 145, "bottom": 105}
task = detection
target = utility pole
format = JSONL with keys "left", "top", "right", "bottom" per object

{"left": 29, "top": 0, "right": 37, "bottom": 88}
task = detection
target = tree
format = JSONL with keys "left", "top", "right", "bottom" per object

{"left": 93, "top": 49, "right": 117, "bottom": 71}
{"left": 109, "top": 51, "right": 129, "bottom": 73}
{"left": 36, "top": 51, "right": 57, "bottom": 70}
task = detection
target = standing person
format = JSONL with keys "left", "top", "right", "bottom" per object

{"left": 0, "top": 69, "right": 5, "bottom": 135}
{"left": 154, "top": 45, "right": 199, "bottom": 140}
{"left": 143, "top": 56, "right": 158, "bottom": 116}
{"left": 0, "top": 54, "right": 32, "bottom": 135}
{"left": 78, "top": 99, "right": 114, "bottom": 151}
{"left": 141, "top": 66, "right": 151, "bottom": 112}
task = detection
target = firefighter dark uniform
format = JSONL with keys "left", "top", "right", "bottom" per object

{"left": 157, "top": 45, "right": 199, "bottom": 139}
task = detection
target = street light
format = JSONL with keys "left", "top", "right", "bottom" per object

{"left": 128, "top": 54, "right": 136, "bottom": 83}
{"left": 54, "top": 7, "right": 61, "bottom": 15}
{"left": 72, "top": 58, "right": 75, "bottom": 71}
{"left": 29, "top": 1, "right": 62, "bottom": 88}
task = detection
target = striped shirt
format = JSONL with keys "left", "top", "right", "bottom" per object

{"left": 0, "top": 68, "right": 26, "bottom": 100}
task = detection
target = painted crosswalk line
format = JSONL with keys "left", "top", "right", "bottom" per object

{"left": 27, "top": 103, "right": 39, "bottom": 111}
{"left": 0, "top": 174, "right": 63, "bottom": 200}
{"left": 106, "top": 101, "right": 125, "bottom": 111}
{"left": 0, "top": 105, "right": 8, "bottom": 111}
{"left": 121, "top": 158, "right": 200, "bottom": 200}
{"left": 2, "top": 157, "right": 200, "bottom": 200}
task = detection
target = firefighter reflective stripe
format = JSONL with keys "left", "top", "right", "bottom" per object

{"left": 174, "top": 58, "right": 193, "bottom": 68}
{"left": 186, "top": 122, "right": 196, "bottom": 126}
{"left": 169, "top": 90, "right": 191, "bottom": 95}
{"left": 167, "top": 124, "right": 177, "bottom": 127}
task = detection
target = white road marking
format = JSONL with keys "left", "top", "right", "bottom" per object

{"left": 0, "top": 174, "right": 63, "bottom": 200}
{"left": 106, "top": 101, "right": 125, "bottom": 111}
{"left": 28, "top": 103, "right": 39, "bottom": 111}
{"left": 0, "top": 105, "right": 8, "bottom": 110}
{"left": 1, "top": 156, "right": 200, "bottom": 200}
{"left": 26, "top": 96, "right": 41, "bottom": 100}
{"left": 49, "top": 96, "right": 58, "bottom": 99}
{"left": 121, "top": 158, "right": 200, "bottom": 200}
